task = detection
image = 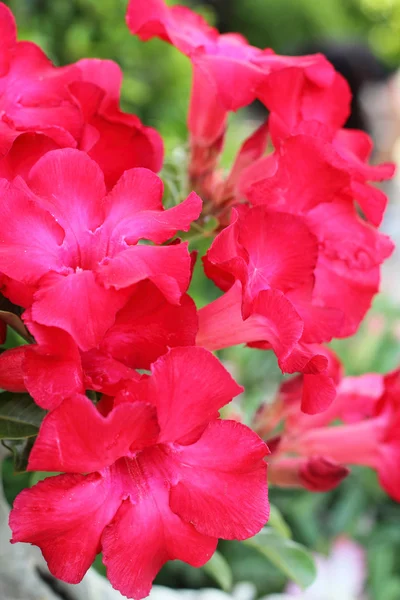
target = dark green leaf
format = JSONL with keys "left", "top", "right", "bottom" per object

{"left": 0, "top": 393, "right": 46, "bottom": 439}
{"left": 203, "top": 550, "right": 233, "bottom": 592}
{"left": 1, "top": 455, "right": 32, "bottom": 505}
{"left": 2, "top": 437, "right": 35, "bottom": 472}
{"left": 244, "top": 527, "right": 316, "bottom": 589}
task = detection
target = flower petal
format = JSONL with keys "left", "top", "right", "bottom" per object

{"left": 81, "top": 350, "right": 139, "bottom": 395}
{"left": 0, "top": 3, "right": 16, "bottom": 77}
{"left": 10, "top": 472, "right": 121, "bottom": 584}
{"left": 22, "top": 316, "right": 84, "bottom": 410}
{"left": 0, "top": 178, "right": 64, "bottom": 284}
{"left": 139, "top": 346, "right": 243, "bottom": 443}
{"left": 31, "top": 270, "right": 128, "bottom": 351}
{"left": 27, "top": 148, "right": 106, "bottom": 236}
{"left": 97, "top": 243, "right": 192, "bottom": 304}
{"left": 102, "top": 462, "right": 217, "bottom": 600}
{"left": 103, "top": 168, "right": 201, "bottom": 243}
{"left": 28, "top": 394, "right": 159, "bottom": 473}
{"left": 197, "top": 281, "right": 303, "bottom": 361}
{"left": 169, "top": 420, "right": 269, "bottom": 540}
{"left": 101, "top": 282, "right": 198, "bottom": 369}
{"left": 238, "top": 208, "right": 318, "bottom": 300}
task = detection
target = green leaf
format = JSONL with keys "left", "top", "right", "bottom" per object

{"left": 0, "top": 393, "right": 46, "bottom": 439}
{"left": 244, "top": 528, "right": 316, "bottom": 589}
{"left": 379, "top": 578, "right": 400, "bottom": 600}
{"left": 2, "top": 438, "right": 35, "bottom": 472}
{"left": 268, "top": 503, "right": 292, "bottom": 539}
{"left": 203, "top": 550, "right": 233, "bottom": 592}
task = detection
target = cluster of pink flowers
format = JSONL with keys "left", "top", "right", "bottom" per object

{"left": 126, "top": 0, "right": 394, "bottom": 414}
{"left": 259, "top": 356, "right": 400, "bottom": 500}
{"left": 0, "top": 0, "right": 396, "bottom": 598}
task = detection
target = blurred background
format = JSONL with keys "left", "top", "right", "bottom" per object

{"left": 3, "top": 0, "right": 400, "bottom": 598}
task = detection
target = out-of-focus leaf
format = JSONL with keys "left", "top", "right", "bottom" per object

{"left": 378, "top": 578, "right": 400, "bottom": 600}
{"left": 0, "top": 393, "right": 46, "bottom": 439}
{"left": 203, "top": 550, "right": 233, "bottom": 592}
{"left": 244, "top": 527, "right": 316, "bottom": 589}
{"left": 268, "top": 503, "right": 292, "bottom": 539}
{"left": 202, "top": 216, "right": 219, "bottom": 233}
{"left": 328, "top": 476, "right": 367, "bottom": 536}
{"left": 2, "top": 438, "right": 35, "bottom": 472}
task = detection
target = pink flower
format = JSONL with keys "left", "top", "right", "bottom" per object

{"left": 203, "top": 206, "right": 319, "bottom": 311}
{"left": 262, "top": 123, "right": 395, "bottom": 228}
{"left": 0, "top": 149, "right": 201, "bottom": 351}
{"left": 0, "top": 282, "right": 199, "bottom": 410}
{"left": 126, "top": 0, "right": 268, "bottom": 147}
{"left": 0, "top": 3, "right": 81, "bottom": 156}
{"left": 197, "top": 205, "right": 349, "bottom": 413}
{"left": 126, "top": 0, "right": 340, "bottom": 188}
{"left": 275, "top": 349, "right": 342, "bottom": 431}
{"left": 260, "top": 66, "right": 351, "bottom": 141}
{"left": 331, "top": 129, "right": 394, "bottom": 226}
{"left": 242, "top": 135, "right": 394, "bottom": 337}
{"left": 264, "top": 367, "right": 400, "bottom": 500}
{"left": 267, "top": 456, "right": 349, "bottom": 492}
{"left": 10, "top": 347, "right": 269, "bottom": 600}
{"left": 0, "top": 4, "right": 163, "bottom": 186}
{"left": 69, "top": 58, "right": 164, "bottom": 188}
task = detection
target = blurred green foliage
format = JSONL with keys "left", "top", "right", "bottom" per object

{"left": 2, "top": 0, "right": 400, "bottom": 598}
{"left": 209, "top": 0, "right": 400, "bottom": 66}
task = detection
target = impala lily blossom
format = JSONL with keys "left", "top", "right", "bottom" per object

{"left": 263, "top": 367, "right": 400, "bottom": 500}
{"left": 0, "top": 282, "right": 198, "bottom": 409}
{"left": 0, "top": 3, "right": 163, "bottom": 185}
{"left": 10, "top": 347, "right": 269, "bottom": 599}
{"left": 0, "top": 149, "right": 201, "bottom": 351}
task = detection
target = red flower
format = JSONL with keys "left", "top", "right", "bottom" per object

{"left": 70, "top": 58, "right": 164, "bottom": 188}
{"left": 0, "top": 3, "right": 80, "bottom": 156}
{"left": 0, "top": 149, "right": 201, "bottom": 351}
{"left": 332, "top": 128, "right": 395, "bottom": 226}
{"left": 127, "top": 0, "right": 267, "bottom": 146}
{"left": 262, "top": 124, "right": 395, "bottom": 228}
{"left": 268, "top": 456, "right": 349, "bottom": 492}
{"left": 203, "top": 205, "right": 319, "bottom": 311}
{"left": 240, "top": 134, "right": 352, "bottom": 214}
{"left": 242, "top": 135, "right": 394, "bottom": 337}
{"left": 0, "top": 282, "right": 199, "bottom": 410}
{"left": 0, "top": 345, "right": 26, "bottom": 392}
{"left": 197, "top": 205, "right": 349, "bottom": 413}
{"left": 265, "top": 368, "right": 400, "bottom": 500}
{"left": 260, "top": 65, "right": 351, "bottom": 139}
{"left": 10, "top": 347, "right": 269, "bottom": 599}
{"left": 126, "top": 0, "right": 339, "bottom": 186}
{"left": 0, "top": 4, "right": 163, "bottom": 185}
{"left": 126, "top": 0, "right": 336, "bottom": 140}
{"left": 98, "top": 280, "right": 198, "bottom": 370}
